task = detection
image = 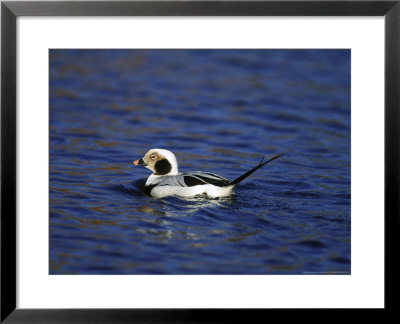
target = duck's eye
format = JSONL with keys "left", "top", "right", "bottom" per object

{"left": 150, "top": 154, "right": 157, "bottom": 160}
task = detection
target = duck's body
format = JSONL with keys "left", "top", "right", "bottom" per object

{"left": 144, "top": 171, "right": 234, "bottom": 198}
{"left": 132, "top": 148, "right": 288, "bottom": 199}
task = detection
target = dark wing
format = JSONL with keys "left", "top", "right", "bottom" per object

{"left": 183, "top": 172, "right": 230, "bottom": 187}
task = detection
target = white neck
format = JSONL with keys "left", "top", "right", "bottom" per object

{"left": 168, "top": 164, "right": 179, "bottom": 175}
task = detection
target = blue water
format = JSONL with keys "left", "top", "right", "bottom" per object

{"left": 49, "top": 49, "right": 350, "bottom": 274}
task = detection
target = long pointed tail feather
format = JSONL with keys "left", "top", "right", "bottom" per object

{"left": 229, "top": 149, "right": 291, "bottom": 186}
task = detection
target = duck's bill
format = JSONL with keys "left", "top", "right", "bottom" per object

{"left": 132, "top": 158, "right": 147, "bottom": 166}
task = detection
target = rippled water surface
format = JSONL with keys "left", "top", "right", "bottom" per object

{"left": 50, "top": 49, "right": 350, "bottom": 274}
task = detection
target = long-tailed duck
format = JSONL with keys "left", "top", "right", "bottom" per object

{"left": 132, "top": 148, "right": 289, "bottom": 198}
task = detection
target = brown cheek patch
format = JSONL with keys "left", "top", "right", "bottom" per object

{"left": 154, "top": 159, "right": 172, "bottom": 175}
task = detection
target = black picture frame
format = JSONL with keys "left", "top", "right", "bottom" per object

{"left": 1, "top": 0, "right": 399, "bottom": 322}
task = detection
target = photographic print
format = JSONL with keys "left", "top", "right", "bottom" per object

{"left": 49, "top": 49, "right": 350, "bottom": 275}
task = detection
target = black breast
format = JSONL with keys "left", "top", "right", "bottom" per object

{"left": 141, "top": 183, "right": 157, "bottom": 196}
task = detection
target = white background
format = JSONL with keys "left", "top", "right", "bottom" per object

{"left": 17, "top": 17, "right": 384, "bottom": 308}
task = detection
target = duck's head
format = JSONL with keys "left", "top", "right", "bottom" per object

{"left": 132, "top": 148, "right": 179, "bottom": 175}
